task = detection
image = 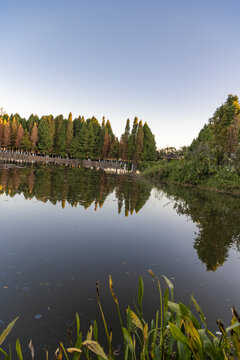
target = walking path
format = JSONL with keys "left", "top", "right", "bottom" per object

{"left": 0, "top": 151, "right": 131, "bottom": 173}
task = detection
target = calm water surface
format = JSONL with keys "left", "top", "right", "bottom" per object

{"left": 0, "top": 162, "right": 240, "bottom": 356}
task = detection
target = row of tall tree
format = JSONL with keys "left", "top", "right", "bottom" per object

{"left": 0, "top": 112, "right": 156, "bottom": 164}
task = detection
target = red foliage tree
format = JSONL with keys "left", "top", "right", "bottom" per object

{"left": 3, "top": 121, "right": 11, "bottom": 148}
{"left": 102, "top": 129, "right": 109, "bottom": 158}
{"left": 15, "top": 124, "right": 24, "bottom": 148}
{"left": 30, "top": 123, "right": 38, "bottom": 149}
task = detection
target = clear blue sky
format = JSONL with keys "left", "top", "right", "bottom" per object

{"left": 1, "top": 0, "right": 240, "bottom": 148}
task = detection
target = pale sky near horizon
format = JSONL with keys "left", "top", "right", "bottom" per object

{"left": 1, "top": 0, "right": 240, "bottom": 149}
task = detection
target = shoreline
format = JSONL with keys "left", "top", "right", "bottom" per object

{"left": 143, "top": 176, "right": 240, "bottom": 197}
{"left": 0, "top": 151, "right": 131, "bottom": 174}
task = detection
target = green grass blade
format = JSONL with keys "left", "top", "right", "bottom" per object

{"left": 138, "top": 276, "right": 144, "bottom": 312}
{"left": 76, "top": 313, "right": 80, "bottom": 336}
{"left": 0, "top": 347, "right": 9, "bottom": 359}
{"left": 122, "top": 328, "right": 134, "bottom": 355}
{"left": 15, "top": 339, "right": 23, "bottom": 360}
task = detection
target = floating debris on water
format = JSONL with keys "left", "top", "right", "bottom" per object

{"left": 35, "top": 314, "right": 42, "bottom": 320}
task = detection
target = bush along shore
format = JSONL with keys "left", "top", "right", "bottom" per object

{"left": 141, "top": 95, "right": 240, "bottom": 195}
{"left": 1, "top": 272, "right": 240, "bottom": 359}
{"left": 140, "top": 158, "right": 240, "bottom": 195}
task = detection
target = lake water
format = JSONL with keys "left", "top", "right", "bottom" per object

{"left": 0, "top": 161, "right": 240, "bottom": 356}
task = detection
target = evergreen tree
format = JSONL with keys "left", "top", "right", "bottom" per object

{"left": 89, "top": 117, "right": 102, "bottom": 158}
{"left": 27, "top": 114, "right": 39, "bottom": 133}
{"left": 57, "top": 120, "right": 66, "bottom": 156}
{"left": 84, "top": 121, "right": 96, "bottom": 158}
{"left": 11, "top": 116, "right": 18, "bottom": 148}
{"left": 73, "top": 116, "right": 85, "bottom": 137}
{"left": 98, "top": 117, "right": 106, "bottom": 158}
{"left": 120, "top": 119, "right": 130, "bottom": 160}
{"left": 22, "top": 129, "right": 32, "bottom": 151}
{"left": 38, "top": 117, "right": 52, "bottom": 154}
{"left": 109, "top": 138, "right": 119, "bottom": 159}
{"left": 48, "top": 115, "right": 55, "bottom": 153}
{"left": 128, "top": 117, "right": 138, "bottom": 160}
{"left": 54, "top": 115, "right": 64, "bottom": 153}
{"left": 66, "top": 112, "right": 73, "bottom": 154}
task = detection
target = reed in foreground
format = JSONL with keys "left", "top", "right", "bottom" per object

{"left": 1, "top": 271, "right": 240, "bottom": 359}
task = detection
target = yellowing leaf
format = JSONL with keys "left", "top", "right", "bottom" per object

{"left": 82, "top": 340, "right": 108, "bottom": 360}
{"left": 184, "top": 317, "right": 202, "bottom": 349}
{"left": 130, "top": 310, "right": 143, "bottom": 331}
{"left": 109, "top": 275, "right": 118, "bottom": 304}
{"left": 67, "top": 348, "right": 82, "bottom": 354}
{"left": 143, "top": 323, "right": 148, "bottom": 344}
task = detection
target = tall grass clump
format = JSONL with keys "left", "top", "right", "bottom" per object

{"left": 1, "top": 272, "right": 240, "bottom": 359}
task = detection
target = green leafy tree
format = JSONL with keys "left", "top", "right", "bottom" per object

{"left": 189, "top": 94, "right": 240, "bottom": 167}
{"left": 142, "top": 122, "right": 157, "bottom": 161}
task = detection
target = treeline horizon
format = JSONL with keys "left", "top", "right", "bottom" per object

{"left": 0, "top": 112, "right": 157, "bottom": 164}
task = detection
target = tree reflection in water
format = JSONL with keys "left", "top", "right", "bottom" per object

{"left": 161, "top": 184, "right": 240, "bottom": 271}
{"left": 0, "top": 162, "right": 152, "bottom": 216}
